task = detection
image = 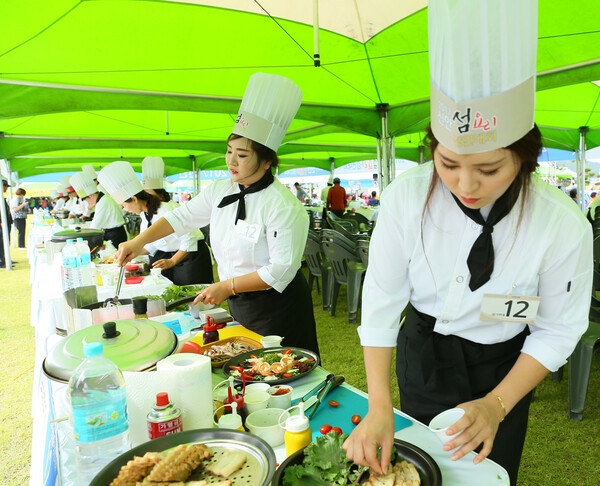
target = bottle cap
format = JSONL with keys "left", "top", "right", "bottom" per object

{"left": 132, "top": 296, "right": 148, "bottom": 315}
{"left": 83, "top": 342, "right": 103, "bottom": 357}
{"left": 284, "top": 402, "right": 309, "bottom": 432}
{"left": 203, "top": 322, "right": 217, "bottom": 332}
{"left": 156, "top": 392, "right": 170, "bottom": 407}
{"left": 218, "top": 402, "right": 242, "bottom": 429}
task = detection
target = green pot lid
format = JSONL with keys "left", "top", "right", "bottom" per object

{"left": 43, "top": 319, "right": 177, "bottom": 382}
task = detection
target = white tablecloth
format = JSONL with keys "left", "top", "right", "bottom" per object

{"left": 28, "top": 248, "right": 173, "bottom": 486}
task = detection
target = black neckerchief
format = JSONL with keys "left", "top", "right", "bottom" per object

{"left": 217, "top": 170, "right": 274, "bottom": 224}
{"left": 144, "top": 211, "right": 153, "bottom": 227}
{"left": 451, "top": 181, "right": 518, "bottom": 291}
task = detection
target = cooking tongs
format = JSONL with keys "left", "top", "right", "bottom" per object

{"left": 293, "top": 373, "right": 345, "bottom": 419}
{"left": 104, "top": 265, "right": 125, "bottom": 307}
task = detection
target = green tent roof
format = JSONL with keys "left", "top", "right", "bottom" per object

{"left": 1, "top": 0, "right": 599, "bottom": 179}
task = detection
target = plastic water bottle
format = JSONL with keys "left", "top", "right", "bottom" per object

{"left": 61, "top": 239, "right": 82, "bottom": 290}
{"left": 75, "top": 237, "right": 95, "bottom": 286}
{"left": 68, "top": 342, "right": 131, "bottom": 484}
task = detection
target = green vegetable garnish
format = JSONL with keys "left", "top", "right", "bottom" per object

{"left": 282, "top": 432, "right": 364, "bottom": 486}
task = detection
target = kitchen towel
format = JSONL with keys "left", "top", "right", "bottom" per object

{"left": 124, "top": 353, "right": 213, "bottom": 446}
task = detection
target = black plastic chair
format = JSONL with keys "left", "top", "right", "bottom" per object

{"left": 320, "top": 229, "right": 366, "bottom": 323}
{"left": 355, "top": 237, "right": 370, "bottom": 268}
{"left": 342, "top": 211, "right": 374, "bottom": 234}
{"left": 304, "top": 230, "right": 333, "bottom": 311}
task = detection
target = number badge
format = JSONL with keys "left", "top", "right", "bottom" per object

{"left": 480, "top": 294, "right": 540, "bottom": 324}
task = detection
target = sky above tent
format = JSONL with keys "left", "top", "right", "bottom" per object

{"left": 0, "top": 0, "right": 599, "bottom": 182}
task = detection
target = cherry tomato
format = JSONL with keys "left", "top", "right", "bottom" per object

{"left": 282, "top": 373, "right": 293, "bottom": 379}
{"left": 319, "top": 424, "right": 333, "bottom": 435}
{"left": 328, "top": 399, "right": 339, "bottom": 408}
{"left": 351, "top": 414, "right": 362, "bottom": 425}
{"left": 282, "top": 349, "right": 293, "bottom": 355}
{"left": 179, "top": 341, "right": 202, "bottom": 354}
{"left": 331, "top": 426, "right": 343, "bottom": 435}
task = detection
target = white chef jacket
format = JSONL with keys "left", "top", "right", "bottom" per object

{"left": 358, "top": 162, "right": 593, "bottom": 372}
{"left": 64, "top": 196, "right": 84, "bottom": 216}
{"left": 89, "top": 193, "right": 125, "bottom": 230}
{"left": 164, "top": 177, "right": 308, "bottom": 293}
{"left": 142, "top": 202, "right": 203, "bottom": 256}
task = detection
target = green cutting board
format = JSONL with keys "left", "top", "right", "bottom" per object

{"left": 308, "top": 386, "right": 412, "bottom": 439}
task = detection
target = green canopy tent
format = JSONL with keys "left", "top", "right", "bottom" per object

{"left": 0, "top": 0, "right": 599, "bottom": 185}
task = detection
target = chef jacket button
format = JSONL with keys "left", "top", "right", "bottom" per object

{"left": 456, "top": 276, "right": 464, "bottom": 283}
{"left": 442, "top": 320, "right": 449, "bottom": 324}
{"left": 471, "top": 223, "right": 479, "bottom": 229}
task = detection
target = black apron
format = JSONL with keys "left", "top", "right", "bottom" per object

{"left": 150, "top": 240, "right": 214, "bottom": 286}
{"left": 104, "top": 225, "right": 127, "bottom": 249}
{"left": 396, "top": 303, "right": 532, "bottom": 486}
{"left": 227, "top": 269, "right": 320, "bottom": 357}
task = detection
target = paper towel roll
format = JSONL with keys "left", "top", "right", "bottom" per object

{"left": 124, "top": 353, "right": 213, "bottom": 446}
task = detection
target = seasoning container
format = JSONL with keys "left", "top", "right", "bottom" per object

{"left": 147, "top": 392, "right": 183, "bottom": 439}
{"left": 202, "top": 316, "right": 219, "bottom": 345}
{"left": 132, "top": 296, "right": 148, "bottom": 319}
{"left": 281, "top": 402, "right": 312, "bottom": 456}
{"left": 216, "top": 401, "right": 244, "bottom": 431}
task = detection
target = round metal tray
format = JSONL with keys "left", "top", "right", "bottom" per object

{"left": 91, "top": 428, "right": 276, "bottom": 486}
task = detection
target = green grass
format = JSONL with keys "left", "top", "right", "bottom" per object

{"left": 1, "top": 233, "right": 599, "bottom": 485}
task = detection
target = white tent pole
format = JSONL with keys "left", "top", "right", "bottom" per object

{"left": 313, "top": 0, "right": 320, "bottom": 67}
{"left": 0, "top": 158, "right": 13, "bottom": 270}
{"left": 191, "top": 155, "right": 199, "bottom": 195}
{"left": 377, "top": 103, "right": 391, "bottom": 194}
{"left": 576, "top": 126, "right": 589, "bottom": 212}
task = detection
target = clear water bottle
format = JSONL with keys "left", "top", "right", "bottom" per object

{"left": 68, "top": 342, "right": 131, "bottom": 484}
{"left": 75, "top": 237, "right": 95, "bottom": 286}
{"left": 61, "top": 239, "right": 82, "bottom": 291}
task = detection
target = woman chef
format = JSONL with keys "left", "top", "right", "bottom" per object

{"left": 105, "top": 73, "right": 320, "bottom": 355}
{"left": 97, "top": 161, "right": 213, "bottom": 285}
{"left": 343, "top": 2, "right": 592, "bottom": 486}
{"left": 69, "top": 171, "right": 128, "bottom": 248}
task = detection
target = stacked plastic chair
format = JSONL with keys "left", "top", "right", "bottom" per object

{"left": 320, "top": 229, "right": 367, "bottom": 323}
{"left": 304, "top": 230, "right": 333, "bottom": 311}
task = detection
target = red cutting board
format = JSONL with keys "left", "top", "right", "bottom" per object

{"left": 308, "top": 386, "right": 412, "bottom": 439}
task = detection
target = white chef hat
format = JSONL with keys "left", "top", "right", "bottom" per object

{"left": 232, "top": 73, "right": 302, "bottom": 152}
{"left": 70, "top": 172, "right": 98, "bottom": 198}
{"left": 82, "top": 164, "right": 98, "bottom": 180}
{"left": 142, "top": 156, "right": 165, "bottom": 190}
{"left": 428, "top": 0, "right": 538, "bottom": 154}
{"left": 97, "top": 161, "right": 144, "bottom": 204}
{"left": 61, "top": 175, "right": 75, "bottom": 193}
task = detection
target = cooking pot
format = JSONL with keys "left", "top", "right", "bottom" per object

{"left": 53, "top": 209, "right": 71, "bottom": 220}
{"left": 51, "top": 227, "right": 105, "bottom": 257}
{"left": 43, "top": 319, "right": 178, "bottom": 383}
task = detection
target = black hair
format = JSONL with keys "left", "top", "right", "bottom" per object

{"left": 124, "top": 190, "right": 161, "bottom": 216}
{"left": 227, "top": 133, "right": 279, "bottom": 168}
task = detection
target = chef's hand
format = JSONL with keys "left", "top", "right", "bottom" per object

{"left": 342, "top": 409, "right": 395, "bottom": 475}
{"left": 152, "top": 258, "right": 176, "bottom": 270}
{"left": 117, "top": 240, "right": 144, "bottom": 266}
{"left": 443, "top": 394, "right": 504, "bottom": 464}
{"left": 193, "top": 281, "right": 231, "bottom": 306}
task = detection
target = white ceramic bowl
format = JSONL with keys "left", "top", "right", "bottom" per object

{"left": 245, "top": 407, "right": 286, "bottom": 447}
{"left": 243, "top": 390, "right": 271, "bottom": 414}
{"left": 267, "top": 385, "right": 293, "bottom": 409}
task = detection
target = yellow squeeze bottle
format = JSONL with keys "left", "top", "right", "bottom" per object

{"left": 284, "top": 402, "right": 312, "bottom": 456}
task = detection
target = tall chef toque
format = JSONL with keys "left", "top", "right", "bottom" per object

{"left": 232, "top": 72, "right": 302, "bottom": 152}
{"left": 142, "top": 156, "right": 166, "bottom": 190}
{"left": 428, "top": 0, "right": 538, "bottom": 154}
{"left": 61, "top": 175, "right": 75, "bottom": 194}
{"left": 70, "top": 172, "right": 98, "bottom": 199}
{"left": 429, "top": 0, "right": 538, "bottom": 291}
{"left": 97, "top": 161, "right": 144, "bottom": 204}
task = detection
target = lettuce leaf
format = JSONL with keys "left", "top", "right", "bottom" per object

{"left": 281, "top": 432, "right": 364, "bottom": 486}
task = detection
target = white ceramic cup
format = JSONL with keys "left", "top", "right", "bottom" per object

{"left": 267, "top": 385, "right": 293, "bottom": 409}
{"left": 243, "top": 390, "right": 271, "bottom": 414}
{"left": 260, "top": 335, "right": 283, "bottom": 348}
{"left": 244, "top": 383, "right": 271, "bottom": 394}
{"left": 428, "top": 408, "right": 466, "bottom": 445}
{"left": 245, "top": 407, "right": 286, "bottom": 447}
